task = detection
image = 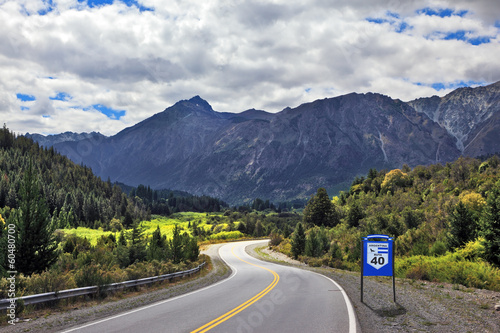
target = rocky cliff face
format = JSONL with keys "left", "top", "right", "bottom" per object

{"left": 30, "top": 82, "right": 500, "bottom": 204}
{"left": 408, "top": 81, "right": 500, "bottom": 155}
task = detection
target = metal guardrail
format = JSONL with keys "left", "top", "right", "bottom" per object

{"left": 0, "top": 262, "right": 205, "bottom": 310}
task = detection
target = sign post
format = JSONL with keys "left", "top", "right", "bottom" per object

{"left": 361, "top": 234, "right": 395, "bottom": 303}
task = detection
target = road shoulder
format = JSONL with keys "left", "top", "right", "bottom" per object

{"left": 246, "top": 243, "right": 500, "bottom": 333}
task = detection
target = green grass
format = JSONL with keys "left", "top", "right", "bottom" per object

{"left": 60, "top": 212, "right": 239, "bottom": 245}
{"left": 63, "top": 227, "right": 114, "bottom": 245}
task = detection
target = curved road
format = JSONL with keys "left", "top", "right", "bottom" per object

{"left": 60, "top": 240, "right": 357, "bottom": 333}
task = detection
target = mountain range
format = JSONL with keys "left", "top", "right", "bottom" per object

{"left": 27, "top": 81, "right": 500, "bottom": 204}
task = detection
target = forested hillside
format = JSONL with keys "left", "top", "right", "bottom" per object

{"left": 0, "top": 125, "right": 149, "bottom": 230}
{"left": 0, "top": 125, "right": 226, "bottom": 230}
{"left": 0, "top": 125, "right": 203, "bottom": 303}
{"left": 272, "top": 156, "right": 500, "bottom": 290}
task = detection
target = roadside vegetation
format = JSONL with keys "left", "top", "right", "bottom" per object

{"left": 270, "top": 156, "right": 500, "bottom": 291}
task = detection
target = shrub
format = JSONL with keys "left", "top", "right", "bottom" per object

{"left": 395, "top": 252, "right": 500, "bottom": 291}
{"left": 429, "top": 240, "right": 447, "bottom": 257}
{"left": 269, "top": 232, "right": 283, "bottom": 247}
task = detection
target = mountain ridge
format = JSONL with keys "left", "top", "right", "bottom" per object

{"left": 28, "top": 82, "right": 500, "bottom": 204}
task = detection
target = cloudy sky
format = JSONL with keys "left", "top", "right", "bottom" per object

{"left": 1, "top": 0, "right": 499, "bottom": 136}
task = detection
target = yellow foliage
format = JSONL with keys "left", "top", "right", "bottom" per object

{"left": 459, "top": 191, "right": 486, "bottom": 212}
{"left": 381, "top": 169, "right": 409, "bottom": 192}
{"left": 0, "top": 213, "right": 4, "bottom": 226}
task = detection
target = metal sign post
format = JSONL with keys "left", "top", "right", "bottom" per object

{"left": 361, "top": 234, "right": 395, "bottom": 303}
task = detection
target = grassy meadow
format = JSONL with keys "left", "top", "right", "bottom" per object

{"left": 60, "top": 212, "right": 245, "bottom": 245}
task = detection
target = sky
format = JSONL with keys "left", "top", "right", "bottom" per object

{"left": 1, "top": 0, "right": 499, "bottom": 136}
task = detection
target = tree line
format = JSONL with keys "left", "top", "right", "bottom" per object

{"left": 128, "top": 184, "right": 227, "bottom": 215}
{"left": 277, "top": 156, "right": 500, "bottom": 271}
{"left": 0, "top": 125, "right": 149, "bottom": 230}
{"left": 0, "top": 125, "right": 200, "bottom": 280}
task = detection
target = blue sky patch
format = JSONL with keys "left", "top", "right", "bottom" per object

{"left": 37, "top": 0, "right": 55, "bottom": 15}
{"left": 50, "top": 92, "right": 72, "bottom": 101}
{"left": 386, "top": 11, "right": 400, "bottom": 19}
{"left": 416, "top": 7, "right": 468, "bottom": 18}
{"left": 440, "top": 30, "right": 492, "bottom": 45}
{"left": 444, "top": 30, "right": 467, "bottom": 41}
{"left": 366, "top": 18, "right": 388, "bottom": 24}
{"left": 415, "top": 80, "right": 486, "bottom": 91}
{"left": 16, "top": 93, "right": 36, "bottom": 101}
{"left": 431, "top": 83, "right": 446, "bottom": 91}
{"left": 468, "top": 36, "right": 491, "bottom": 45}
{"left": 90, "top": 104, "right": 126, "bottom": 120}
{"left": 78, "top": 0, "right": 153, "bottom": 12}
{"left": 20, "top": 106, "right": 30, "bottom": 111}
{"left": 366, "top": 11, "right": 411, "bottom": 33}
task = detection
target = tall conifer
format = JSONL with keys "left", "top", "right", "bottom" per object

{"left": 14, "top": 160, "right": 58, "bottom": 275}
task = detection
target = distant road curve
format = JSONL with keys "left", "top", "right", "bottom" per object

{"left": 60, "top": 240, "right": 357, "bottom": 333}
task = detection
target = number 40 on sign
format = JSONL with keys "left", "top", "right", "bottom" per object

{"left": 361, "top": 234, "right": 396, "bottom": 303}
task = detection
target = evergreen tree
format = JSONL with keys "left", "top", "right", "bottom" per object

{"left": 148, "top": 226, "right": 167, "bottom": 261}
{"left": 305, "top": 228, "right": 321, "bottom": 257}
{"left": 128, "top": 221, "right": 146, "bottom": 263}
{"left": 447, "top": 201, "right": 476, "bottom": 249}
{"left": 254, "top": 220, "right": 264, "bottom": 237}
{"left": 13, "top": 161, "right": 58, "bottom": 275}
{"left": 118, "top": 229, "right": 127, "bottom": 246}
{"left": 480, "top": 185, "right": 500, "bottom": 266}
{"left": 347, "top": 201, "right": 364, "bottom": 228}
{"left": 184, "top": 236, "right": 199, "bottom": 262}
{"left": 291, "top": 222, "right": 306, "bottom": 259}
{"left": 303, "top": 188, "right": 337, "bottom": 227}
{"left": 171, "top": 224, "right": 183, "bottom": 264}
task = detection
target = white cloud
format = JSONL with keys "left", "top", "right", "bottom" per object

{"left": 0, "top": 0, "right": 499, "bottom": 135}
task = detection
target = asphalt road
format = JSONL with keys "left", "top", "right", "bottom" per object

{"left": 60, "top": 240, "right": 357, "bottom": 333}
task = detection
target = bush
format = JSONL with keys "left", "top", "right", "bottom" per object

{"left": 269, "top": 232, "right": 283, "bottom": 247}
{"left": 429, "top": 240, "right": 447, "bottom": 257}
{"left": 395, "top": 252, "right": 500, "bottom": 291}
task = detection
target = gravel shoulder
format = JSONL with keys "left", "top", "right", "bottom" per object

{"left": 246, "top": 244, "right": 500, "bottom": 333}
{"left": 1, "top": 244, "right": 231, "bottom": 333}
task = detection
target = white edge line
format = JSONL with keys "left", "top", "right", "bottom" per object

{"left": 311, "top": 271, "right": 358, "bottom": 333}
{"left": 243, "top": 240, "right": 358, "bottom": 333}
{"left": 60, "top": 244, "right": 238, "bottom": 333}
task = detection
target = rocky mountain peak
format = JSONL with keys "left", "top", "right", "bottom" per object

{"left": 176, "top": 95, "right": 214, "bottom": 113}
{"left": 408, "top": 81, "right": 500, "bottom": 152}
{"left": 31, "top": 81, "right": 500, "bottom": 204}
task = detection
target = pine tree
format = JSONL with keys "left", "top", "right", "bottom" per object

{"left": 291, "top": 222, "right": 306, "bottom": 259}
{"left": 480, "top": 185, "right": 500, "bottom": 266}
{"left": 148, "top": 226, "right": 167, "bottom": 261}
{"left": 305, "top": 228, "right": 321, "bottom": 257}
{"left": 347, "top": 201, "right": 364, "bottom": 228}
{"left": 13, "top": 161, "right": 58, "bottom": 275}
{"left": 184, "top": 236, "right": 199, "bottom": 262}
{"left": 171, "top": 224, "right": 183, "bottom": 264}
{"left": 447, "top": 201, "right": 476, "bottom": 249}
{"left": 303, "top": 188, "right": 337, "bottom": 227}
{"left": 128, "top": 221, "right": 146, "bottom": 263}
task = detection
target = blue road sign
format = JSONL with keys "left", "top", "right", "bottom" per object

{"left": 362, "top": 235, "right": 393, "bottom": 277}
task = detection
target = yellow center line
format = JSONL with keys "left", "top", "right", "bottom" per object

{"left": 190, "top": 246, "right": 280, "bottom": 333}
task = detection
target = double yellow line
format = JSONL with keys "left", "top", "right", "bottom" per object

{"left": 191, "top": 246, "right": 280, "bottom": 333}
